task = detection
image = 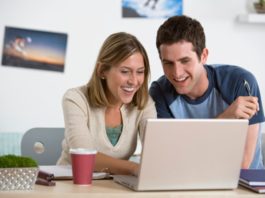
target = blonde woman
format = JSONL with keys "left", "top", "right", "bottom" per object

{"left": 57, "top": 32, "right": 157, "bottom": 176}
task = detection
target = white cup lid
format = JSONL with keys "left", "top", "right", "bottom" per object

{"left": 69, "top": 148, "right": 97, "bottom": 155}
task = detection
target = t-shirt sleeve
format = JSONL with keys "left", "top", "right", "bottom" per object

{"left": 232, "top": 72, "right": 264, "bottom": 125}
{"left": 215, "top": 65, "right": 264, "bottom": 125}
{"left": 149, "top": 81, "right": 174, "bottom": 118}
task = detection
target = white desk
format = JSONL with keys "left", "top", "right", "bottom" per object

{"left": 0, "top": 180, "right": 263, "bottom": 198}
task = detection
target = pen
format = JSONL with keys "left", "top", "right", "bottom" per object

{"left": 244, "top": 80, "right": 252, "bottom": 96}
{"left": 244, "top": 79, "right": 258, "bottom": 115}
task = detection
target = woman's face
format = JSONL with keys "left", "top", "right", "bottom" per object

{"left": 104, "top": 52, "right": 145, "bottom": 107}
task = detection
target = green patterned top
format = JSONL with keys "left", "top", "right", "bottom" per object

{"left": 106, "top": 124, "right": 123, "bottom": 146}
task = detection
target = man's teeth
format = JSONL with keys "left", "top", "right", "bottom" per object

{"left": 175, "top": 77, "right": 187, "bottom": 82}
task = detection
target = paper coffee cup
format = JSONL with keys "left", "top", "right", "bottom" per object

{"left": 70, "top": 148, "right": 97, "bottom": 185}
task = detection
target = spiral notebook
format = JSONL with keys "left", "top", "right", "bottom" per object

{"left": 39, "top": 165, "right": 109, "bottom": 180}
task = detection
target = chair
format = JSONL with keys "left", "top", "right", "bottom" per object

{"left": 21, "top": 128, "right": 65, "bottom": 165}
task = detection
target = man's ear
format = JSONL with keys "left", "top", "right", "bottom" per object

{"left": 201, "top": 48, "right": 209, "bottom": 64}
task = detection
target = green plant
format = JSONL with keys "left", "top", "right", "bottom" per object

{"left": 0, "top": 155, "right": 37, "bottom": 168}
{"left": 259, "top": 0, "right": 265, "bottom": 6}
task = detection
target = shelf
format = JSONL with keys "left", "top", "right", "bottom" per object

{"left": 237, "top": 14, "right": 265, "bottom": 24}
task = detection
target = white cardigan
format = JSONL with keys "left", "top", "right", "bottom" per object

{"left": 57, "top": 85, "right": 157, "bottom": 165}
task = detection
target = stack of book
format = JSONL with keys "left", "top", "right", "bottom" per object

{"left": 36, "top": 170, "right": 56, "bottom": 186}
{"left": 239, "top": 169, "right": 265, "bottom": 193}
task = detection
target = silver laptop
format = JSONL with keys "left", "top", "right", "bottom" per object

{"left": 113, "top": 119, "right": 248, "bottom": 191}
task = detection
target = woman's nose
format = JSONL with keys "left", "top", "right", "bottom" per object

{"left": 128, "top": 73, "right": 137, "bottom": 85}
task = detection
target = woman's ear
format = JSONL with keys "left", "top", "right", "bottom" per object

{"left": 96, "top": 63, "right": 104, "bottom": 78}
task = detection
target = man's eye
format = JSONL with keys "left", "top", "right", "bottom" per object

{"left": 163, "top": 62, "right": 173, "bottom": 66}
{"left": 181, "top": 59, "right": 189, "bottom": 64}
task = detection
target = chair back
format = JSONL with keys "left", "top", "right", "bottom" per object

{"left": 21, "top": 128, "right": 64, "bottom": 165}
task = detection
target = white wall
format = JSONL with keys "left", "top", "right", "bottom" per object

{"left": 0, "top": 0, "right": 264, "bottom": 133}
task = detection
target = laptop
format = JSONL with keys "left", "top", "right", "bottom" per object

{"left": 113, "top": 119, "right": 248, "bottom": 191}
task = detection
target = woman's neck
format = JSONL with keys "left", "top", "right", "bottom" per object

{"left": 105, "top": 106, "right": 122, "bottom": 128}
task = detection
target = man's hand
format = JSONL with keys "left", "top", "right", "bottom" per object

{"left": 217, "top": 96, "right": 259, "bottom": 119}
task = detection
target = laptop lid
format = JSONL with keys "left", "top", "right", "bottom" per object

{"left": 114, "top": 119, "right": 248, "bottom": 191}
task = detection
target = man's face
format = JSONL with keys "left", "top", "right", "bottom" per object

{"left": 159, "top": 41, "right": 209, "bottom": 100}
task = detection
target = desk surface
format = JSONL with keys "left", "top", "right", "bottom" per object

{"left": 0, "top": 180, "right": 263, "bottom": 198}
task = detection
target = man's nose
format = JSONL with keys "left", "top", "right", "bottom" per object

{"left": 173, "top": 63, "right": 183, "bottom": 78}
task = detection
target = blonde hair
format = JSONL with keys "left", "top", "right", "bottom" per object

{"left": 87, "top": 32, "right": 150, "bottom": 110}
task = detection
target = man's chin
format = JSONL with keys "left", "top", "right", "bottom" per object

{"left": 174, "top": 87, "right": 188, "bottom": 95}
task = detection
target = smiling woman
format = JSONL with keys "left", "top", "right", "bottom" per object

{"left": 56, "top": 32, "right": 157, "bottom": 176}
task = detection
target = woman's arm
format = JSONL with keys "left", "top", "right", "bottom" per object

{"left": 95, "top": 152, "right": 139, "bottom": 176}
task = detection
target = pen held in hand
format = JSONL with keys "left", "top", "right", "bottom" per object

{"left": 244, "top": 79, "right": 258, "bottom": 115}
{"left": 244, "top": 80, "right": 252, "bottom": 96}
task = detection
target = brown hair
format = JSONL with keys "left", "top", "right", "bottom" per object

{"left": 87, "top": 32, "right": 150, "bottom": 109}
{"left": 156, "top": 15, "right": 206, "bottom": 60}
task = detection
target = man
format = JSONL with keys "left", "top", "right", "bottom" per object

{"left": 149, "top": 15, "right": 265, "bottom": 169}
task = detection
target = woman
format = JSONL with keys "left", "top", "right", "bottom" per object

{"left": 57, "top": 32, "right": 157, "bottom": 176}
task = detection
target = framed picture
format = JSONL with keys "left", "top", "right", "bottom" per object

{"left": 122, "top": 0, "right": 183, "bottom": 18}
{"left": 1, "top": 26, "right": 68, "bottom": 72}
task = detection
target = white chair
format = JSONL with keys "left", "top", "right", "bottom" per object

{"left": 21, "top": 128, "right": 64, "bottom": 165}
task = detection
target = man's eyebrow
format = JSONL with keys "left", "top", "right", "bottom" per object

{"left": 161, "top": 58, "right": 173, "bottom": 63}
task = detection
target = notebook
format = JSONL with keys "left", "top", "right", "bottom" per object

{"left": 39, "top": 165, "right": 109, "bottom": 180}
{"left": 239, "top": 169, "right": 265, "bottom": 186}
{"left": 113, "top": 119, "right": 248, "bottom": 191}
{"left": 239, "top": 182, "right": 265, "bottom": 193}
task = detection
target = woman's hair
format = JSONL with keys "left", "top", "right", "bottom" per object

{"left": 156, "top": 15, "right": 206, "bottom": 60}
{"left": 87, "top": 32, "right": 150, "bottom": 110}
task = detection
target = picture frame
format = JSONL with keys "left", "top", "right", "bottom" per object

{"left": 1, "top": 26, "right": 68, "bottom": 72}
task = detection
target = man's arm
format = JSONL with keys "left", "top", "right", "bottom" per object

{"left": 216, "top": 95, "right": 261, "bottom": 169}
{"left": 242, "top": 124, "right": 260, "bottom": 169}
{"left": 217, "top": 96, "right": 259, "bottom": 120}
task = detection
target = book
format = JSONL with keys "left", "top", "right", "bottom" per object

{"left": 240, "top": 169, "right": 265, "bottom": 186}
{"left": 38, "top": 169, "right": 55, "bottom": 181}
{"left": 36, "top": 177, "right": 56, "bottom": 186}
{"left": 239, "top": 181, "right": 265, "bottom": 193}
{"left": 39, "top": 165, "right": 109, "bottom": 180}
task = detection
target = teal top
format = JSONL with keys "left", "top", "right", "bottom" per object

{"left": 106, "top": 124, "right": 123, "bottom": 146}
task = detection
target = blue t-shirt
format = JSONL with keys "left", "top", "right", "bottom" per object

{"left": 150, "top": 64, "right": 265, "bottom": 169}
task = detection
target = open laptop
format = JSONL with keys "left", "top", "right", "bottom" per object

{"left": 113, "top": 119, "right": 248, "bottom": 191}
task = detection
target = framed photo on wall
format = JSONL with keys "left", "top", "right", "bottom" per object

{"left": 1, "top": 26, "right": 68, "bottom": 72}
{"left": 122, "top": 0, "right": 183, "bottom": 18}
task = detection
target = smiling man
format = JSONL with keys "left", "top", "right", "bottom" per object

{"left": 149, "top": 15, "right": 265, "bottom": 169}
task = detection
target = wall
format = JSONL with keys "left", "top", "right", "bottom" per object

{"left": 0, "top": 0, "right": 264, "bottom": 133}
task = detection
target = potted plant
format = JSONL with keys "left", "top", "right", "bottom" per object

{"left": 0, "top": 155, "right": 38, "bottom": 191}
{"left": 254, "top": 0, "right": 265, "bottom": 13}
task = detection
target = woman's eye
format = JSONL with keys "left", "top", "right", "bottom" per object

{"left": 121, "top": 70, "right": 129, "bottom": 74}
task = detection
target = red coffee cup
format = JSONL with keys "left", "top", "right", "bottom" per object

{"left": 70, "top": 148, "right": 97, "bottom": 185}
